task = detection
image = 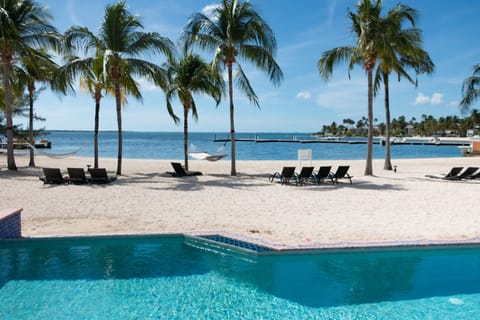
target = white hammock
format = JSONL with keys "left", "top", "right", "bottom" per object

{"left": 189, "top": 152, "right": 227, "bottom": 162}
{"left": 24, "top": 141, "right": 87, "bottom": 159}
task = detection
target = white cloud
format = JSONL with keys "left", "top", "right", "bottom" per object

{"left": 430, "top": 93, "right": 444, "bottom": 104}
{"left": 296, "top": 91, "right": 312, "bottom": 100}
{"left": 414, "top": 93, "right": 431, "bottom": 105}
{"left": 327, "top": 0, "right": 337, "bottom": 28}
{"left": 201, "top": 4, "right": 220, "bottom": 17}
{"left": 414, "top": 92, "right": 444, "bottom": 105}
{"left": 449, "top": 100, "right": 459, "bottom": 107}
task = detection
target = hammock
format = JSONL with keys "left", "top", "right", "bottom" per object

{"left": 24, "top": 141, "right": 88, "bottom": 159}
{"left": 188, "top": 152, "right": 227, "bottom": 162}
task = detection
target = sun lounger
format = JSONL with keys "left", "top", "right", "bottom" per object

{"left": 269, "top": 166, "right": 296, "bottom": 185}
{"left": 67, "top": 168, "right": 91, "bottom": 184}
{"left": 168, "top": 162, "right": 202, "bottom": 177}
{"left": 88, "top": 168, "right": 117, "bottom": 184}
{"left": 295, "top": 166, "right": 315, "bottom": 185}
{"left": 313, "top": 166, "right": 333, "bottom": 184}
{"left": 425, "top": 167, "right": 464, "bottom": 180}
{"left": 464, "top": 168, "right": 480, "bottom": 179}
{"left": 39, "top": 168, "right": 69, "bottom": 184}
{"left": 329, "top": 166, "right": 353, "bottom": 184}
{"left": 457, "top": 167, "right": 480, "bottom": 179}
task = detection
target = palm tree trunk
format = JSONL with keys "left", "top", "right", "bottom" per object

{"left": 184, "top": 106, "right": 189, "bottom": 171}
{"left": 383, "top": 74, "right": 393, "bottom": 170}
{"left": 228, "top": 63, "right": 236, "bottom": 176}
{"left": 114, "top": 80, "right": 122, "bottom": 176}
{"left": 3, "top": 59, "right": 17, "bottom": 171}
{"left": 94, "top": 97, "right": 100, "bottom": 169}
{"left": 28, "top": 84, "right": 35, "bottom": 167}
{"left": 364, "top": 69, "right": 374, "bottom": 176}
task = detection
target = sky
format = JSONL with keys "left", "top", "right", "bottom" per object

{"left": 18, "top": 0, "right": 480, "bottom": 133}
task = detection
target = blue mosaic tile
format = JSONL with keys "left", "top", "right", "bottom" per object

{"left": 201, "top": 235, "right": 272, "bottom": 252}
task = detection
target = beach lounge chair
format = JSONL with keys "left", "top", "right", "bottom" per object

{"left": 295, "top": 166, "right": 315, "bottom": 185}
{"left": 313, "top": 166, "right": 333, "bottom": 184}
{"left": 465, "top": 169, "right": 480, "bottom": 179}
{"left": 67, "top": 168, "right": 91, "bottom": 184}
{"left": 425, "top": 167, "right": 464, "bottom": 180}
{"left": 168, "top": 162, "right": 202, "bottom": 177}
{"left": 457, "top": 167, "right": 480, "bottom": 179}
{"left": 269, "top": 166, "right": 296, "bottom": 185}
{"left": 39, "top": 168, "right": 69, "bottom": 184}
{"left": 88, "top": 168, "right": 117, "bottom": 184}
{"left": 329, "top": 166, "right": 353, "bottom": 184}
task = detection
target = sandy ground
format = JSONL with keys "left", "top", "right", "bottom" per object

{"left": 1, "top": 153, "right": 480, "bottom": 247}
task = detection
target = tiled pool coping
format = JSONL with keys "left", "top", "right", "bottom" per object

{"left": 186, "top": 230, "right": 480, "bottom": 254}
{"left": 4, "top": 224, "right": 480, "bottom": 254}
{"left": 0, "top": 208, "right": 22, "bottom": 239}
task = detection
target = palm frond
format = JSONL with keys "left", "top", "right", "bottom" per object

{"left": 317, "top": 46, "right": 356, "bottom": 80}
{"left": 235, "top": 63, "right": 259, "bottom": 107}
{"left": 460, "top": 74, "right": 480, "bottom": 113}
{"left": 239, "top": 44, "right": 283, "bottom": 86}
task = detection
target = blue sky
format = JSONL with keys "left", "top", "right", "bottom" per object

{"left": 21, "top": 0, "right": 480, "bottom": 132}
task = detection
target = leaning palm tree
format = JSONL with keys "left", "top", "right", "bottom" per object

{"left": 373, "top": 4, "right": 434, "bottom": 170}
{"left": 460, "top": 64, "right": 480, "bottom": 114}
{"left": 164, "top": 51, "right": 223, "bottom": 171}
{"left": 65, "top": 2, "right": 174, "bottom": 175}
{"left": 0, "top": 0, "right": 61, "bottom": 170}
{"left": 183, "top": 0, "right": 283, "bottom": 176}
{"left": 16, "top": 49, "right": 59, "bottom": 167}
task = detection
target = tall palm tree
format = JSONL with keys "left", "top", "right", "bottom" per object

{"left": 0, "top": 0, "right": 61, "bottom": 170}
{"left": 183, "top": 0, "right": 283, "bottom": 176}
{"left": 373, "top": 4, "right": 434, "bottom": 170}
{"left": 460, "top": 64, "right": 480, "bottom": 114}
{"left": 65, "top": 2, "right": 174, "bottom": 175}
{"left": 57, "top": 48, "right": 134, "bottom": 169}
{"left": 16, "top": 49, "right": 59, "bottom": 167}
{"left": 164, "top": 51, "right": 223, "bottom": 171}
{"left": 318, "top": 0, "right": 386, "bottom": 176}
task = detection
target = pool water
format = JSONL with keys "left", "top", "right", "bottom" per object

{"left": 1, "top": 235, "right": 480, "bottom": 319}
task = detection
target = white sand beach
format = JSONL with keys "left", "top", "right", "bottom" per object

{"left": 1, "top": 154, "right": 480, "bottom": 247}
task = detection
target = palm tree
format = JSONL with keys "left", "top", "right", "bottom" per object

{"left": 373, "top": 3, "right": 434, "bottom": 170}
{"left": 318, "top": 0, "right": 385, "bottom": 176}
{"left": 0, "top": 0, "right": 61, "bottom": 170}
{"left": 183, "top": 0, "right": 283, "bottom": 176}
{"left": 65, "top": 2, "right": 174, "bottom": 175}
{"left": 164, "top": 51, "right": 223, "bottom": 171}
{"left": 16, "top": 49, "right": 59, "bottom": 167}
{"left": 57, "top": 47, "right": 134, "bottom": 169}
{"left": 460, "top": 64, "right": 480, "bottom": 114}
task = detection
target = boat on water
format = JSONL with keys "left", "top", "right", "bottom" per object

{"left": 429, "top": 136, "right": 441, "bottom": 145}
{"left": 380, "top": 137, "right": 406, "bottom": 145}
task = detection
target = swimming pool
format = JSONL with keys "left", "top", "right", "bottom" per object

{"left": 1, "top": 235, "right": 479, "bottom": 319}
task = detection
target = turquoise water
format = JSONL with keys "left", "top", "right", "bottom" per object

{"left": 1, "top": 236, "right": 480, "bottom": 319}
{"left": 38, "top": 131, "right": 463, "bottom": 160}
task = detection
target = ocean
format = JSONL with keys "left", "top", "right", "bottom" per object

{"left": 37, "top": 131, "right": 463, "bottom": 161}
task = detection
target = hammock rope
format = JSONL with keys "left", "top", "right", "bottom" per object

{"left": 24, "top": 141, "right": 88, "bottom": 159}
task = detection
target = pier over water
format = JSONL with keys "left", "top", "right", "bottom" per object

{"left": 212, "top": 135, "right": 471, "bottom": 146}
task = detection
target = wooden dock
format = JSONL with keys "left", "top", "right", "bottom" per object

{"left": 212, "top": 136, "right": 470, "bottom": 146}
